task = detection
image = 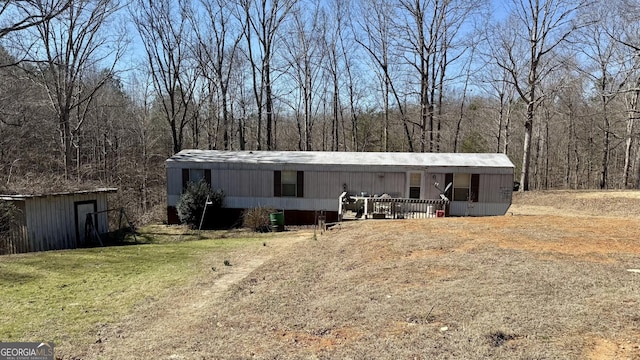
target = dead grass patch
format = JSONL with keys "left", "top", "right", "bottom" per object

{"left": 45, "top": 191, "right": 640, "bottom": 359}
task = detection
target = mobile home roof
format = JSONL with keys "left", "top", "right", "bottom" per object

{"left": 167, "top": 150, "right": 515, "bottom": 169}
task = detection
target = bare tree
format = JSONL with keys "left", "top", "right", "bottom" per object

{"left": 14, "top": 0, "right": 125, "bottom": 179}
{"left": 132, "top": 0, "right": 198, "bottom": 155}
{"left": 190, "top": 0, "right": 243, "bottom": 150}
{"left": 241, "top": 0, "right": 296, "bottom": 150}
{"left": 572, "top": 2, "right": 632, "bottom": 189}
{"left": 324, "top": 0, "right": 356, "bottom": 151}
{"left": 281, "top": 1, "right": 325, "bottom": 151}
{"left": 479, "top": 62, "right": 517, "bottom": 154}
{"left": 613, "top": 0, "right": 640, "bottom": 189}
{"left": 494, "top": 0, "right": 587, "bottom": 191}
{"left": 0, "top": 0, "right": 70, "bottom": 39}
{"left": 356, "top": 0, "right": 414, "bottom": 152}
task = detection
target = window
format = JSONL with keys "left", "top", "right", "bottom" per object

{"left": 182, "top": 168, "right": 211, "bottom": 191}
{"left": 450, "top": 173, "right": 480, "bottom": 202}
{"left": 189, "top": 169, "right": 205, "bottom": 183}
{"left": 274, "top": 171, "right": 304, "bottom": 197}
{"left": 281, "top": 171, "right": 297, "bottom": 197}
{"left": 409, "top": 173, "right": 421, "bottom": 199}
{"left": 453, "top": 173, "right": 470, "bottom": 201}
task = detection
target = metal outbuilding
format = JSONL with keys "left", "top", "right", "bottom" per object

{"left": 0, "top": 188, "right": 117, "bottom": 254}
{"left": 166, "top": 150, "right": 515, "bottom": 225}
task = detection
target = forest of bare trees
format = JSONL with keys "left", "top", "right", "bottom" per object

{"left": 1, "top": 0, "right": 640, "bottom": 222}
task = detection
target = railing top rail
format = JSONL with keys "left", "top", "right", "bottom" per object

{"left": 371, "top": 198, "right": 448, "bottom": 204}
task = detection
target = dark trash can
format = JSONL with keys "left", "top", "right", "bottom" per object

{"left": 270, "top": 212, "right": 285, "bottom": 232}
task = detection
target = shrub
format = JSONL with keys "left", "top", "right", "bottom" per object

{"left": 176, "top": 180, "right": 224, "bottom": 228}
{"left": 243, "top": 206, "right": 275, "bottom": 232}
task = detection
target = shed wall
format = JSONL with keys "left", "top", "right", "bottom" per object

{"left": 23, "top": 193, "right": 109, "bottom": 252}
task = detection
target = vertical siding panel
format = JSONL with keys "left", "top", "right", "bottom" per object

{"left": 60, "top": 196, "right": 67, "bottom": 249}
{"left": 322, "top": 171, "right": 336, "bottom": 198}
{"left": 50, "top": 196, "right": 60, "bottom": 250}
{"left": 28, "top": 199, "right": 37, "bottom": 251}
{"left": 225, "top": 169, "right": 236, "bottom": 195}
{"left": 263, "top": 170, "right": 272, "bottom": 197}
{"left": 60, "top": 196, "right": 68, "bottom": 249}
{"left": 252, "top": 170, "right": 260, "bottom": 197}
{"left": 24, "top": 200, "right": 33, "bottom": 252}
{"left": 45, "top": 196, "right": 54, "bottom": 250}
{"left": 28, "top": 198, "right": 37, "bottom": 251}
{"left": 67, "top": 195, "right": 75, "bottom": 249}
{"left": 166, "top": 168, "right": 183, "bottom": 197}
{"left": 38, "top": 198, "right": 47, "bottom": 251}
{"left": 34, "top": 198, "right": 44, "bottom": 251}
{"left": 68, "top": 195, "right": 76, "bottom": 249}
{"left": 53, "top": 196, "right": 61, "bottom": 250}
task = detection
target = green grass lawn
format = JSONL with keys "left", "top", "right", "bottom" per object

{"left": 0, "top": 227, "right": 261, "bottom": 344}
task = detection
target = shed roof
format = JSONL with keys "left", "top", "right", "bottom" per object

{"left": 0, "top": 188, "right": 117, "bottom": 201}
{"left": 167, "top": 150, "right": 515, "bottom": 168}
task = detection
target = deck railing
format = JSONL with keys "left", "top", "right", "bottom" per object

{"left": 369, "top": 198, "right": 447, "bottom": 219}
{"left": 339, "top": 193, "right": 448, "bottom": 220}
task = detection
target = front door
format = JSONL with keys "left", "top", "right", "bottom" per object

{"left": 75, "top": 201, "right": 97, "bottom": 246}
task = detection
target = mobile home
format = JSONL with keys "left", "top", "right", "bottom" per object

{"left": 166, "top": 150, "right": 515, "bottom": 225}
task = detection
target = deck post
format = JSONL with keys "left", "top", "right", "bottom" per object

{"left": 364, "top": 198, "right": 369, "bottom": 219}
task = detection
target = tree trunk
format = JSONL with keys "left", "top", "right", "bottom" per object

{"left": 265, "top": 60, "right": 274, "bottom": 150}
{"left": 520, "top": 98, "right": 534, "bottom": 192}
{"left": 623, "top": 83, "right": 639, "bottom": 188}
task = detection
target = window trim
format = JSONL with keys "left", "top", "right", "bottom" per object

{"left": 274, "top": 170, "right": 304, "bottom": 198}
{"left": 182, "top": 168, "right": 211, "bottom": 191}
{"left": 407, "top": 172, "right": 422, "bottom": 199}
{"left": 448, "top": 173, "right": 479, "bottom": 202}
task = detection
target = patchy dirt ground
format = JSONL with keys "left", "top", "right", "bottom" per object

{"left": 64, "top": 190, "right": 640, "bottom": 359}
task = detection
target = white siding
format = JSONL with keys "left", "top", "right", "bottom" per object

{"left": 225, "top": 197, "right": 336, "bottom": 212}
{"left": 166, "top": 168, "right": 183, "bottom": 197}
{"left": 305, "top": 171, "right": 405, "bottom": 198}
{"left": 166, "top": 154, "right": 514, "bottom": 217}
{"left": 168, "top": 168, "right": 408, "bottom": 204}
{"left": 213, "top": 170, "right": 272, "bottom": 197}
{"left": 479, "top": 174, "right": 513, "bottom": 203}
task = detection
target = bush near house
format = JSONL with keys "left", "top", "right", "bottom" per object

{"left": 242, "top": 206, "right": 276, "bottom": 232}
{"left": 176, "top": 180, "right": 224, "bottom": 228}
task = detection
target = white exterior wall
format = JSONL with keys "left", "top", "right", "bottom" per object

{"left": 166, "top": 157, "right": 514, "bottom": 217}
{"left": 23, "top": 193, "right": 109, "bottom": 252}
{"left": 167, "top": 167, "right": 408, "bottom": 208}
{"left": 305, "top": 171, "right": 406, "bottom": 198}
